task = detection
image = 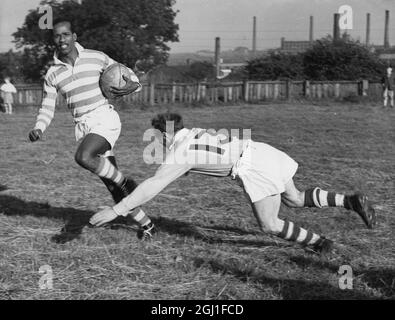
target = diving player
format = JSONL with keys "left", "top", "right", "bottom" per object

{"left": 90, "top": 112, "right": 376, "bottom": 252}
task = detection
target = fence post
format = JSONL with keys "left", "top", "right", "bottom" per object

{"left": 286, "top": 80, "right": 293, "bottom": 100}
{"left": 361, "top": 80, "right": 369, "bottom": 96}
{"left": 256, "top": 83, "right": 261, "bottom": 101}
{"left": 178, "top": 86, "right": 183, "bottom": 103}
{"left": 243, "top": 80, "right": 249, "bottom": 102}
{"left": 196, "top": 83, "right": 201, "bottom": 101}
{"left": 149, "top": 83, "right": 155, "bottom": 106}
{"left": 304, "top": 80, "right": 310, "bottom": 98}
{"left": 214, "top": 86, "right": 218, "bottom": 103}
{"left": 317, "top": 84, "right": 322, "bottom": 99}
{"left": 201, "top": 83, "right": 206, "bottom": 101}
{"left": 184, "top": 85, "right": 188, "bottom": 102}
{"left": 171, "top": 82, "right": 176, "bottom": 103}
{"left": 335, "top": 83, "right": 340, "bottom": 98}
{"left": 163, "top": 87, "right": 168, "bottom": 104}
{"left": 274, "top": 83, "right": 279, "bottom": 100}
{"left": 323, "top": 83, "right": 328, "bottom": 98}
{"left": 188, "top": 85, "right": 193, "bottom": 102}
{"left": 264, "top": 83, "right": 269, "bottom": 99}
{"left": 229, "top": 86, "right": 233, "bottom": 102}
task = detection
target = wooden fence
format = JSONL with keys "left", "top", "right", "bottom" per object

{"left": 13, "top": 80, "right": 384, "bottom": 108}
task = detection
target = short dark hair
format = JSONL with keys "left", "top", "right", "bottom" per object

{"left": 151, "top": 112, "right": 184, "bottom": 133}
{"left": 53, "top": 19, "right": 74, "bottom": 33}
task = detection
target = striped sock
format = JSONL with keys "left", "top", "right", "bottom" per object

{"left": 277, "top": 220, "right": 322, "bottom": 246}
{"left": 98, "top": 151, "right": 124, "bottom": 203}
{"left": 129, "top": 208, "right": 151, "bottom": 227}
{"left": 95, "top": 156, "right": 126, "bottom": 187}
{"left": 304, "top": 187, "right": 345, "bottom": 208}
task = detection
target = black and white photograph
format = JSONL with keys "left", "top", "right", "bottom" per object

{"left": 0, "top": 0, "right": 394, "bottom": 306}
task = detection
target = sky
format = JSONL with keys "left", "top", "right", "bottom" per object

{"left": 0, "top": 0, "right": 394, "bottom": 53}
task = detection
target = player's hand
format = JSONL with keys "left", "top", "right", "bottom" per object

{"left": 89, "top": 206, "right": 118, "bottom": 227}
{"left": 28, "top": 129, "right": 43, "bottom": 142}
{"left": 110, "top": 75, "right": 141, "bottom": 97}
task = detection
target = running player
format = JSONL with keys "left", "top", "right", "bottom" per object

{"left": 90, "top": 112, "right": 376, "bottom": 253}
{"left": 28, "top": 20, "right": 153, "bottom": 234}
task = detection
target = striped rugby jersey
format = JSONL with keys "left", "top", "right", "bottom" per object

{"left": 165, "top": 128, "right": 247, "bottom": 177}
{"left": 34, "top": 42, "right": 140, "bottom": 132}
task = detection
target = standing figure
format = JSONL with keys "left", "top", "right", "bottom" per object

{"left": 382, "top": 66, "right": 394, "bottom": 108}
{"left": 0, "top": 77, "right": 17, "bottom": 114}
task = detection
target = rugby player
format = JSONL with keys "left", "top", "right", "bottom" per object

{"left": 382, "top": 66, "right": 394, "bottom": 108}
{"left": 90, "top": 112, "right": 376, "bottom": 252}
{"left": 28, "top": 20, "right": 153, "bottom": 235}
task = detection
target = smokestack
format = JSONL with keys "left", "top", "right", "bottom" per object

{"left": 252, "top": 16, "right": 257, "bottom": 55}
{"left": 215, "top": 37, "right": 221, "bottom": 78}
{"left": 309, "top": 15, "right": 314, "bottom": 43}
{"left": 333, "top": 13, "right": 340, "bottom": 41}
{"left": 366, "top": 13, "right": 370, "bottom": 46}
{"left": 384, "top": 10, "right": 390, "bottom": 48}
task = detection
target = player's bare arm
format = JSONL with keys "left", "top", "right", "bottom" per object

{"left": 28, "top": 77, "right": 57, "bottom": 142}
{"left": 90, "top": 124, "right": 198, "bottom": 227}
{"left": 90, "top": 162, "right": 191, "bottom": 227}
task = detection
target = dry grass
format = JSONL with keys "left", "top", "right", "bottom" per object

{"left": 0, "top": 101, "right": 394, "bottom": 300}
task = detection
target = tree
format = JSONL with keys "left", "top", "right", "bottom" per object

{"left": 13, "top": 0, "right": 179, "bottom": 81}
{"left": 244, "top": 51, "right": 305, "bottom": 80}
{"left": 245, "top": 36, "right": 386, "bottom": 81}
{"left": 303, "top": 36, "right": 386, "bottom": 80}
{"left": 0, "top": 50, "right": 24, "bottom": 82}
{"left": 184, "top": 61, "right": 214, "bottom": 81}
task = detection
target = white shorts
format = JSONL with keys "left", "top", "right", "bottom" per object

{"left": 383, "top": 89, "right": 394, "bottom": 98}
{"left": 74, "top": 105, "right": 121, "bottom": 149}
{"left": 231, "top": 140, "right": 298, "bottom": 203}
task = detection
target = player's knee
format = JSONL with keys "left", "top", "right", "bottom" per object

{"left": 291, "top": 191, "right": 305, "bottom": 207}
{"left": 74, "top": 150, "right": 95, "bottom": 170}
{"left": 283, "top": 191, "right": 304, "bottom": 208}
{"left": 260, "top": 218, "right": 281, "bottom": 234}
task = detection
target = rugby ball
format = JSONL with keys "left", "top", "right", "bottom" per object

{"left": 99, "top": 63, "right": 131, "bottom": 99}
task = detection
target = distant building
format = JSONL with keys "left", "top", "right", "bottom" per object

{"left": 220, "top": 62, "right": 247, "bottom": 69}
{"left": 372, "top": 46, "right": 395, "bottom": 65}
{"left": 279, "top": 37, "right": 312, "bottom": 54}
{"left": 379, "top": 53, "right": 395, "bottom": 60}
{"left": 196, "top": 50, "right": 215, "bottom": 57}
{"left": 233, "top": 47, "right": 250, "bottom": 55}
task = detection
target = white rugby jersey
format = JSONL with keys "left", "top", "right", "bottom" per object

{"left": 34, "top": 42, "right": 140, "bottom": 132}
{"left": 113, "top": 127, "right": 248, "bottom": 216}
{"left": 165, "top": 128, "right": 247, "bottom": 177}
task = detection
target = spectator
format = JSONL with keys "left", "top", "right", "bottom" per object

{"left": 0, "top": 77, "right": 17, "bottom": 114}
{"left": 382, "top": 67, "right": 394, "bottom": 108}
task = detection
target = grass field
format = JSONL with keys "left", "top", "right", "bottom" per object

{"left": 0, "top": 102, "right": 394, "bottom": 300}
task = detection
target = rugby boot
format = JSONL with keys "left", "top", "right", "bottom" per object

{"left": 344, "top": 193, "right": 376, "bottom": 229}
